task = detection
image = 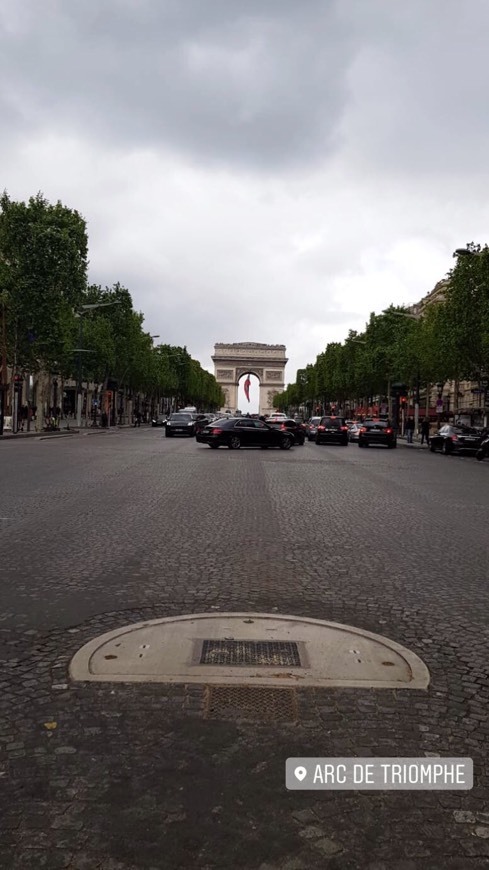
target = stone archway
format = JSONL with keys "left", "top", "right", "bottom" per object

{"left": 212, "top": 343, "right": 288, "bottom": 416}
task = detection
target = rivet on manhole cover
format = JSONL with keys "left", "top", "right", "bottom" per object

{"left": 203, "top": 685, "right": 299, "bottom": 722}
{"left": 200, "top": 640, "right": 302, "bottom": 667}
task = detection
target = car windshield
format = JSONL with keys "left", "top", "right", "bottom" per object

{"left": 169, "top": 413, "right": 192, "bottom": 421}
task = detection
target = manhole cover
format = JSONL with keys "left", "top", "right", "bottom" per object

{"left": 200, "top": 640, "right": 301, "bottom": 667}
{"left": 69, "top": 613, "right": 430, "bottom": 689}
{"left": 203, "top": 685, "right": 299, "bottom": 722}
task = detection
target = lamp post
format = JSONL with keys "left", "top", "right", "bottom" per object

{"left": 382, "top": 308, "right": 422, "bottom": 437}
{"left": 349, "top": 339, "right": 366, "bottom": 416}
{"left": 453, "top": 248, "right": 484, "bottom": 258}
{"left": 74, "top": 301, "right": 121, "bottom": 428}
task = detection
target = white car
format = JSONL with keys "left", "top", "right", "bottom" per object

{"left": 348, "top": 422, "right": 363, "bottom": 442}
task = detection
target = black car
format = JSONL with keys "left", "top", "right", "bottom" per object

{"left": 194, "top": 415, "right": 212, "bottom": 435}
{"left": 266, "top": 417, "right": 305, "bottom": 445}
{"left": 315, "top": 416, "right": 349, "bottom": 446}
{"left": 165, "top": 412, "right": 197, "bottom": 437}
{"left": 196, "top": 417, "right": 294, "bottom": 449}
{"left": 151, "top": 415, "right": 167, "bottom": 427}
{"left": 358, "top": 420, "right": 397, "bottom": 448}
{"left": 429, "top": 425, "right": 483, "bottom": 455}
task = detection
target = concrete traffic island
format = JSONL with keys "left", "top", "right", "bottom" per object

{"left": 69, "top": 612, "right": 429, "bottom": 690}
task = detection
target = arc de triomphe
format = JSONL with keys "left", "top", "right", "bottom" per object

{"left": 212, "top": 343, "right": 288, "bottom": 416}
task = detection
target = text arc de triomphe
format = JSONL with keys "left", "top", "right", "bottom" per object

{"left": 212, "top": 343, "right": 288, "bottom": 416}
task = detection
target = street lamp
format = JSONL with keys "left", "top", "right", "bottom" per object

{"left": 74, "top": 301, "right": 121, "bottom": 428}
{"left": 381, "top": 308, "right": 422, "bottom": 436}
{"left": 453, "top": 248, "right": 483, "bottom": 258}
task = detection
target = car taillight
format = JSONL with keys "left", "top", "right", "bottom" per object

{"left": 360, "top": 427, "right": 367, "bottom": 433}
{"left": 280, "top": 424, "right": 286, "bottom": 430}
{"left": 451, "top": 435, "right": 458, "bottom": 441}
{"left": 385, "top": 428, "right": 393, "bottom": 434}
{"left": 317, "top": 425, "right": 325, "bottom": 431}
{"left": 211, "top": 428, "right": 222, "bottom": 434}
{"left": 340, "top": 426, "right": 348, "bottom": 431}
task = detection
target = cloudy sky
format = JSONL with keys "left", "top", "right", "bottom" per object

{"left": 2, "top": 0, "right": 489, "bottom": 408}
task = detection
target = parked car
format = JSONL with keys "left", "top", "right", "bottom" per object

{"left": 196, "top": 417, "right": 294, "bottom": 450}
{"left": 165, "top": 412, "right": 197, "bottom": 437}
{"left": 316, "top": 416, "right": 349, "bottom": 446}
{"left": 358, "top": 420, "right": 397, "bottom": 448}
{"left": 476, "top": 431, "right": 489, "bottom": 461}
{"left": 151, "top": 415, "right": 167, "bottom": 427}
{"left": 305, "top": 416, "right": 322, "bottom": 441}
{"left": 429, "top": 424, "right": 483, "bottom": 455}
{"left": 266, "top": 417, "right": 305, "bottom": 445}
{"left": 348, "top": 422, "right": 363, "bottom": 442}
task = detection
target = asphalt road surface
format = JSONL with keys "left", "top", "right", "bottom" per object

{"left": 1, "top": 429, "right": 489, "bottom": 869}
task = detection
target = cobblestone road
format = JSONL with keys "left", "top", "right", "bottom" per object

{"left": 1, "top": 430, "right": 489, "bottom": 869}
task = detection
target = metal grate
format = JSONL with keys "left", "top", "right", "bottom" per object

{"left": 203, "top": 685, "right": 299, "bottom": 722}
{"left": 200, "top": 639, "right": 301, "bottom": 667}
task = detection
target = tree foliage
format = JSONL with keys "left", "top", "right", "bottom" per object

{"left": 0, "top": 192, "right": 224, "bottom": 410}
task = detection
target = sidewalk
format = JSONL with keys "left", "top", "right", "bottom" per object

{"left": 1, "top": 422, "right": 151, "bottom": 440}
{"left": 397, "top": 436, "right": 429, "bottom": 450}
{"left": 0, "top": 428, "right": 76, "bottom": 440}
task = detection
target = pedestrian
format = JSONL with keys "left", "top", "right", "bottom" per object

{"left": 405, "top": 416, "right": 415, "bottom": 444}
{"left": 134, "top": 410, "right": 141, "bottom": 427}
{"left": 420, "top": 417, "right": 430, "bottom": 446}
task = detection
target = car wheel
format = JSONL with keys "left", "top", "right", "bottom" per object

{"left": 341, "top": 441, "right": 348, "bottom": 446}
{"left": 430, "top": 441, "right": 436, "bottom": 452}
{"left": 442, "top": 441, "right": 451, "bottom": 455}
{"left": 260, "top": 445, "right": 269, "bottom": 449}
{"left": 165, "top": 430, "right": 173, "bottom": 437}
{"left": 476, "top": 449, "right": 484, "bottom": 461}
{"left": 280, "top": 436, "right": 292, "bottom": 450}
{"left": 358, "top": 442, "right": 364, "bottom": 448}
{"left": 228, "top": 435, "right": 241, "bottom": 449}
{"left": 209, "top": 444, "right": 218, "bottom": 449}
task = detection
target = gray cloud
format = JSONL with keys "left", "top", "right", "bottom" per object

{"left": 2, "top": 0, "right": 489, "bottom": 384}
{"left": 0, "top": 0, "right": 359, "bottom": 170}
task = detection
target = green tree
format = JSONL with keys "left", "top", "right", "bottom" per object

{"left": 0, "top": 191, "right": 88, "bottom": 374}
{"left": 443, "top": 245, "right": 489, "bottom": 379}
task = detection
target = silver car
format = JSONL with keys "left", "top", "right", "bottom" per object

{"left": 348, "top": 422, "right": 363, "bottom": 442}
{"left": 306, "top": 416, "right": 322, "bottom": 441}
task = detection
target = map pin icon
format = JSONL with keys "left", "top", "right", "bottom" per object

{"left": 294, "top": 766, "right": 307, "bottom": 782}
